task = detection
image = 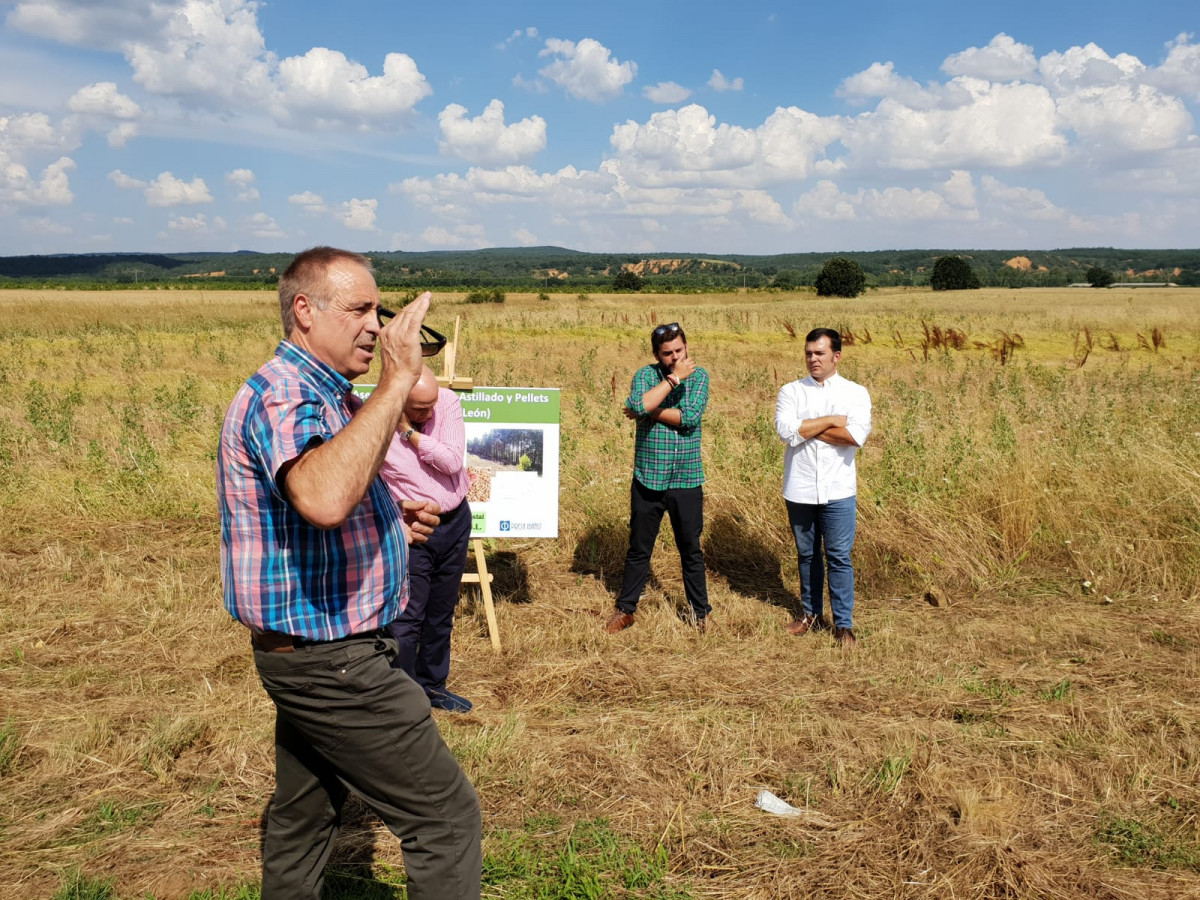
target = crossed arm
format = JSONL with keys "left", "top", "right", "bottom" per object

{"left": 799, "top": 415, "right": 861, "bottom": 447}
{"left": 624, "top": 362, "right": 708, "bottom": 428}
{"left": 775, "top": 382, "right": 870, "bottom": 449}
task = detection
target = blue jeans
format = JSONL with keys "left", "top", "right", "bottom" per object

{"left": 786, "top": 495, "right": 857, "bottom": 630}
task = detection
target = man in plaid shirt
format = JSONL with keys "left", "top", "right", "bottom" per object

{"left": 605, "top": 322, "right": 712, "bottom": 634}
{"left": 217, "top": 247, "right": 481, "bottom": 900}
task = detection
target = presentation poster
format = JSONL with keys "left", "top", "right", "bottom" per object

{"left": 459, "top": 387, "right": 560, "bottom": 538}
{"left": 352, "top": 384, "right": 560, "bottom": 539}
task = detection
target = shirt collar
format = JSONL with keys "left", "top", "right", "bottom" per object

{"left": 276, "top": 340, "right": 355, "bottom": 401}
{"left": 803, "top": 371, "right": 842, "bottom": 388}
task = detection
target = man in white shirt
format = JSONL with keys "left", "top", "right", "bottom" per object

{"left": 774, "top": 328, "right": 872, "bottom": 649}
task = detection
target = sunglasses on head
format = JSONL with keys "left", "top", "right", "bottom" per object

{"left": 377, "top": 306, "right": 447, "bottom": 357}
{"left": 652, "top": 322, "right": 682, "bottom": 341}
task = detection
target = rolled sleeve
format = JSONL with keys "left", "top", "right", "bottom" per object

{"left": 775, "top": 383, "right": 808, "bottom": 447}
{"left": 626, "top": 366, "right": 656, "bottom": 415}
{"left": 845, "top": 388, "right": 872, "bottom": 447}
{"left": 677, "top": 368, "right": 709, "bottom": 428}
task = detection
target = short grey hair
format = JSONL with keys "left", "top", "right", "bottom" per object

{"left": 277, "top": 246, "right": 373, "bottom": 337}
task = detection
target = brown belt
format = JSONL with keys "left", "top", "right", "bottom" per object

{"left": 250, "top": 627, "right": 389, "bottom": 654}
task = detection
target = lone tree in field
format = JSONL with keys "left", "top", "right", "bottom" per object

{"left": 814, "top": 257, "right": 866, "bottom": 298}
{"left": 613, "top": 269, "right": 644, "bottom": 292}
{"left": 1086, "top": 266, "right": 1115, "bottom": 288}
{"left": 930, "top": 256, "right": 981, "bottom": 291}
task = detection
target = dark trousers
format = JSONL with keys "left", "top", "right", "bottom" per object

{"left": 388, "top": 501, "right": 472, "bottom": 693}
{"left": 616, "top": 480, "right": 710, "bottom": 619}
{"left": 253, "top": 633, "right": 482, "bottom": 900}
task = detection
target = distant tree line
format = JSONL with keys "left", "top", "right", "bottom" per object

{"left": 3, "top": 246, "right": 1199, "bottom": 291}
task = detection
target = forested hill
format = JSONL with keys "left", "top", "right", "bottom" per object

{"left": 2, "top": 246, "right": 1199, "bottom": 289}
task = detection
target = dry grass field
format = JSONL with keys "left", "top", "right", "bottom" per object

{"left": 1, "top": 285, "right": 1199, "bottom": 899}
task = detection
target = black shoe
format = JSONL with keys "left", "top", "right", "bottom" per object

{"left": 428, "top": 688, "right": 473, "bottom": 713}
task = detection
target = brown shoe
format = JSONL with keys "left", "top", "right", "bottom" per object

{"left": 786, "top": 614, "right": 820, "bottom": 636}
{"left": 835, "top": 627, "right": 857, "bottom": 650}
{"left": 604, "top": 609, "right": 636, "bottom": 634}
{"left": 696, "top": 616, "right": 709, "bottom": 635}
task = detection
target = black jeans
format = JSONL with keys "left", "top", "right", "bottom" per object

{"left": 388, "top": 501, "right": 472, "bottom": 693}
{"left": 253, "top": 633, "right": 481, "bottom": 900}
{"left": 616, "top": 480, "right": 710, "bottom": 620}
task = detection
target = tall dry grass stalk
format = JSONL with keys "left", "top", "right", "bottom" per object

{"left": 1, "top": 287, "right": 1198, "bottom": 898}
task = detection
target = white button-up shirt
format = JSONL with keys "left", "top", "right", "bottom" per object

{"left": 775, "top": 372, "right": 872, "bottom": 505}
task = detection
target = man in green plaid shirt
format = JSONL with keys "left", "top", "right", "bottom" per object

{"left": 605, "top": 322, "right": 712, "bottom": 634}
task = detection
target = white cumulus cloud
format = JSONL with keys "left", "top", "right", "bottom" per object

{"left": 145, "top": 172, "right": 213, "bottom": 207}
{"left": 837, "top": 61, "right": 971, "bottom": 109}
{"left": 941, "top": 34, "right": 1038, "bottom": 81}
{"left": 276, "top": 48, "right": 431, "bottom": 127}
{"left": 501, "top": 26, "right": 539, "bottom": 48}
{"left": 125, "top": 0, "right": 274, "bottom": 108}
{"left": 438, "top": 100, "right": 546, "bottom": 165}
{"left": 980, "top": 175, "right": 1067, "bottom": 222}
{"left": 609, "top": 104, "right": 842, "bottom": 188}
{"left": 1038, "top": 42, "right": 1146, "bottom": 94}
{"left": 795, "top": 180, "right": 858, "bottom": 221}
{"left": 1057, "top": 83, "right": 1191, "bottom": 153}
{"left": 644, "top": 82, "right": 692, "bottom": 104}
{"left": 1153, "top": 33, "right": 1200, "bottom": 98}
{"left": 13, "top": 0, "right": 433, "bottom": 131}
{"left": 67, "top": 82, "right": 141, "bottom": 119}
{"left": 226, "top": 168, "right": 259, "bottom": 202}
{"left": 0, "top": 112, "right": 75, "bottom": 156}
{"left": 795, "top": 178, "right": 978, "bottom": 224}
{"left": 942, "top": 169, "right": 977, "bottom": 208}
{"left": 708, "top": 69, "right": 744, "bottom": 92}
{"left": 289, "top": 191, "right": 327, "bottom": 214}
{"left": 245, "top": 211, "right": 284, "bottom": 238}
{"left": 0, "top": 153, "right": 75, "bottom": 206}
{"left": 108, "top": 169, "right": 145, "bottom": 189}
{"left": 105, "top": 122, "right": 138, "bottom": 147}
{"left": 841, "top": 80, "right": 1067, "bottom": 169}
{"left": 539, "top": 37, "right": 636, "bottom": 102}
{"left": 7, "top": 0, "right": 167, "bottom": 49}
{"left": 338, "top": 197, "right": 377, "bottom": 231}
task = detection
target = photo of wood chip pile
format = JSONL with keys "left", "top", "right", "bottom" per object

{"left": 467, "top": 466, "right": 492, "bottom": 503}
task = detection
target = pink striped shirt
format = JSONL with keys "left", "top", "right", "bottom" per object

{"left": 379, "top": 387, "right": 470, "bottom": 513}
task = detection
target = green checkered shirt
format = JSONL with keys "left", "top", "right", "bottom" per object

{"left": 626, "top": 362, "right": 709, "bottom": 490}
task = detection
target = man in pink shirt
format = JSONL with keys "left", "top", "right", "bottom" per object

{"left": 379, "top": 366, "right": 474, "bottom": 712}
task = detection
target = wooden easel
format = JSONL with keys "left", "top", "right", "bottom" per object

{"left": 438, "top": 318, "right": 501, "bottom": 652}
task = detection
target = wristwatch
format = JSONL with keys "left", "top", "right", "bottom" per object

{"left": 402, "top": 428, "right": 415, "bottom": 442}
{"left": 665, "top": 373, "right": 680, "bottom": 388}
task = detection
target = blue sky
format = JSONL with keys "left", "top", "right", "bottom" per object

{"left": 2, "top": 0, "right": 1198, "bottom": 255}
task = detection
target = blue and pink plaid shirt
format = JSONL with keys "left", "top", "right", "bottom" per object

{"left": 217, "top": 340, "right": 408, "bottom": 640}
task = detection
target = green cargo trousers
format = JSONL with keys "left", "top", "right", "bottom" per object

{"left": 252, "top": 632, "right": 481, "bottom": 900}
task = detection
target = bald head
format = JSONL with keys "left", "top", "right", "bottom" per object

{"left": 404, "top": 365, "right": 440, "bottom": 423}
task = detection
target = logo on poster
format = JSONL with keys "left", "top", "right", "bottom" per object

{"left": 499, "top": 520, "right": 539, "bottom": 532}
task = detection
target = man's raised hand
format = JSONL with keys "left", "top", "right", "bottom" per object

{"left": 378, "top": 291, "right": 431, "bottom": 387}
{"left": 673, "top": 355, "right": 696, "bottom": 381}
